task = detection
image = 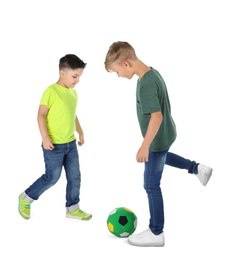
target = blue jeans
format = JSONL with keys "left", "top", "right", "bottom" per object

{"left": 144, "top": 150, "right": 198, "bottom": 235}
{"left": 25, "top": 140, "right": 81, "bottom": 209}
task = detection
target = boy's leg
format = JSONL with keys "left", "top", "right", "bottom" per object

{"left": 165, "top": 152, "right": 212, "bottom": 185}
{"left": 64, "top": 140, "right": 92, "bottom": 220}
{"left": 19, "top": 144, "right": 64, "bottom": 219}
{"left": 128, "top": 149, "right": 168, "bottom": 247}
{"left": 144, "top": 150, "right": 168, "bottom": 235}
{"left": 25, "top": 145, "right": 63, "bottom": 199}
{"left": 165, "top": 152, "right": 198, "bottom": 173}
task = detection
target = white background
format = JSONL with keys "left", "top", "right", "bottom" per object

{"left": 1, "top": 0, "right": 228, "bottom": 259}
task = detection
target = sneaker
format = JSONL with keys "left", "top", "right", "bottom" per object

{"left": 196, "top": 164, "right": 213, "bottom": 186}
{"left": 66, "top": 208, "right": 92, "bottom": 220}
{"left": 18, "top": 194, "right": 30, "bottom": 219}
{"left": 128, "top": 228, "right": 164, "bottom": 247}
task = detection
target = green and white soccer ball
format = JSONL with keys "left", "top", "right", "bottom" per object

{"left": 107, "top": 207, "right": 138, "bottom": 237}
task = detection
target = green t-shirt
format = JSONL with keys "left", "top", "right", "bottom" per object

{"left": 40, "top": 83, "right": 78, "bottom": 144}
{"left": 136, "top": 68, "right": 177, "bottom": 152}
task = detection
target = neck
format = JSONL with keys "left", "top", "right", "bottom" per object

{"left": 134, "top": 59, "right": 151, "bottom": 79}
{"left": 56, "top": 79, "right": 67, "bottom": 88}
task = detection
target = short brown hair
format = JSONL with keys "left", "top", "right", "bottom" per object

{"left": 104, "top": 41, "right": 137, "bottom": 71}
{"left": 59, "top": 54, "right": 86, "bottom": 70}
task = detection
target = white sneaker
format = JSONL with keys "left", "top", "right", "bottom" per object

{"left": 196, "top": 164, "right": 213, "bottom": 186}
{"left": 128, "top": 228, "right": 164, "bottom": 247}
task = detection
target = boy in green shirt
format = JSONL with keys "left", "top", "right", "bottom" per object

{"left": 19, "top": 54, "right": 92, "bottom": 221}
{"left": 104, "top": 41, "right": 212, "bottom": 247}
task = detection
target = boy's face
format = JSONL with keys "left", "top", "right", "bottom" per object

{"left": 111, "top": 61, "right": 134, "bottom": 79}
{"left": 60, "top": 68, "right": 84, "bottom": 88}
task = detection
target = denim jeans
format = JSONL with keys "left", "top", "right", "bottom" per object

{"left": 25, "top": 140, "right": 81, "bottom": 209}
{"left": 144, "top": 150, "right": 198, "bottom": 235}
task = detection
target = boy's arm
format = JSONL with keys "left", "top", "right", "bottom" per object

{"left": 75, "top": 115, "right": 84, "bottom": 146}
{"left": 136, "top": 111, "right": 163, "bottom": 163}
{"left": 37, "top": 105, "right": 54, "bottom": 150}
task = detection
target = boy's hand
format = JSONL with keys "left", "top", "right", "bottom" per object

{"left": 78, "top": 134, "right": 84, "bottom": 146}
{"left": 136, "top": 145, "right": 149, "bottom": 163}
{"left": 42, "top": 136, "right": 55, "bottom": 150}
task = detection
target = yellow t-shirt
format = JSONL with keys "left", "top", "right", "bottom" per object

{"left": 40, "top": 83, "right": 78, "bottom": 144}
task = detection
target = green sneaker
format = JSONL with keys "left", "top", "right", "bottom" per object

{"left": 66, "top": 208, "right": 92, "bottom": 220}
{"left": 18, "top": 194, "right": 30, "bottom": 219}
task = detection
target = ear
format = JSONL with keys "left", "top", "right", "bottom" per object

{"left": 123, "top": 61, "right": 131, "bottom": 67}
{"left": 60, "top": 69, "right": 65, "bottom": 78}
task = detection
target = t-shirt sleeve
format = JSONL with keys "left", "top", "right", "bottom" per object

{"left": 139, "top": 82, "right": 161, "bottom": 115}
{"left": 40, "top": 87, "right": 55, "bottom": 108}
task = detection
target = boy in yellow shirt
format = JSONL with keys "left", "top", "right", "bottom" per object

{"left": 19, "top": 54, "right": 92, "bottom": 220}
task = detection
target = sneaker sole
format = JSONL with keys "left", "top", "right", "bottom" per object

{"left": 202, "top": 169, "right": 213, "bottom": 186}
{"left": 18, "top": 210, "right": 30, "bottom": 220}
{"left": 128, "top": 240, "right": 165, "bottom": 247}
{"left": 66, "top": 214, "right": 92, "bottom": 220}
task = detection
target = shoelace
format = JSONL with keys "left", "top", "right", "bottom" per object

{"left": 137, "top": 229, "right": 151, "bottom": 237}
{"left": 24, "top": 204, "right": 30, "bottom": 209}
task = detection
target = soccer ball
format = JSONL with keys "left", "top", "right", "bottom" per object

{"left": 107, "top": 207, "right": 137, "bottom": 237}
